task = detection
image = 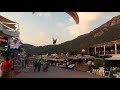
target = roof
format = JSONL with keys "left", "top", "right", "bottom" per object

{"left": 0, "top": 15, "right": 17, "bottom": 30}
{"left": 0, "top": 15, "right": 16, "bottom": 23}
{"left": 90, "top": 39, "right": 120, "bottom": 48}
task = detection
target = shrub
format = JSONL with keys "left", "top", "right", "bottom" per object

{"left": 93, "top": 58, "right": 105, "bottom": 69}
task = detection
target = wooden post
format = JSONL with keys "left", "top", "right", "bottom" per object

{"left": 95, "top": 47, "right": 96, "bottom": 55}
{"left": 115, "top": 43, "right": 117, "bottom": 54}
{"left": 104, "top": 45, "right": 105, "bottom": 55}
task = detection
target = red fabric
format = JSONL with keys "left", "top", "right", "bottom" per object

{"left": 1, "top": 61, "right": 11, "bottom": 72}
{"left": 9, "top": 59, "right": 15, "bottom": 67}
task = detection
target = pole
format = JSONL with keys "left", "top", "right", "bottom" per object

{"left": 104, "top": 45, "right": 105, "bottom": 55}
{"left": 95, "top": 47, "right": 96, "bottom": 55}
{"left": 115, "top": 43, "right": 117, "bottom": 54}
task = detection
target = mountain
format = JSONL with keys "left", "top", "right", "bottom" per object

{"left": 21, "top": 15, "right": 120, "bottom": 55}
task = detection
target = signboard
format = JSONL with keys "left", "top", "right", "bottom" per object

{"left": 0, "top": 37, "right": 8, "bottom": 51}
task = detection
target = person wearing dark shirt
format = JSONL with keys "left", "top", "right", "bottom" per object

{"left": 37, "top": 60, "right": 42, "bottom": 72}
{"left": 33, "top": 60, "right": 38, "bottom": 72}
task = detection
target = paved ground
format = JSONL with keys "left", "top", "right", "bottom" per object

{"left": 16, "top": 65, "right": 104, "bottom": 78}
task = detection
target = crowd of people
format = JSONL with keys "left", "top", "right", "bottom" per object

{"left": 33, "top": 59, "right": 49, "bottom": 72}
{"left": 0, "top": 52, "right": 50, "bottom": 78}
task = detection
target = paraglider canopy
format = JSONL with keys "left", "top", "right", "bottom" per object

{"left": 66, "top": 12, "right": 79, "bottom": 24}
{"left": 33, "top": 12, "right": 79, "bottom": 24}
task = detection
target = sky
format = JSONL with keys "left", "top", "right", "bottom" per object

{"left": 0, "top": 12, "right": 120, "bottom": 46}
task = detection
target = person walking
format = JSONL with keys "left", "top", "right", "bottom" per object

{"left": 25, "top": 56, "right": 29, "bottom": 68}
{"left": 0, "top": 57, "right": 12, "bottom": 78}
{"left": 21, "top": 58, "right": 25, "bottom": 70}
{"left": 33, "top": 59, "right": 38, "bottom": 72}
{"left": 37, "top": 60, "right": 42, "bottom": 72}
{"left": 45, "top": 61, "right": 49, "bottom": 72}
{"left": 87, "top": 60, "right": 92, "bottom": 73}
{"left": 42, "top": 61, "right": 46, "bottom": 72}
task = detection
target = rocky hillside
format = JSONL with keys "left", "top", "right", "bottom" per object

{"left": 21, "top": 15, "right": 120, "bottom": 55}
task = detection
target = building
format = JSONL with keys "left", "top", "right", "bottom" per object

{"left": 0, "top": 15, "right": 20, "bottom": 49}
{"left": 0, "top": 15, "right": 20, "bottom": 60}
{"left": 88, "top": 39, "right": 120, "bottom": 55}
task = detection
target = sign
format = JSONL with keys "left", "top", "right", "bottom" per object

{"left": 0, "top": 38, "right": 7, "bottom": 42}
{"left": 0, "top": 37, "right": 8, "bottom": 51}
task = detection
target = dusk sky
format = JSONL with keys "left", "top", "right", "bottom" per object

{"left": 0, "top": 12, "right": 120, "bottom": 46}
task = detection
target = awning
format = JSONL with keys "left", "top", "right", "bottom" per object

{"left": 0, "top": 15, "right": 17, "bottom": 30}
{"left": 0, "top": 15, "right": 16, "bottom": 23}
{"left": 2, "top": 23, "right": 16, "bottom": 30}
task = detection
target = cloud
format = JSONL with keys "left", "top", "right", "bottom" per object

{"left": 20, "top": 29, "right": 47, "bottom": 46}
{"left": 57, "top": 22, "right": 64, "bottom": 27}
{"left": 67, "top": 25, "right": 81, "bottom": 37}
{"left": 39, "top": 32, "right": 46, "bottom": 38}
{"left": 99, "top": 12, "right": 120, "bottom": 21}
{"left": 67, "top": 12, "right": 102, "bottom": 37}
{"left": 38, "top": 13, "right": 42, "bottom": 16}
{"left": 38, "top": 12, "right": 52, "bottom": 18}
{"left": 44, "top": 12, "right": 51, "bottom": 17}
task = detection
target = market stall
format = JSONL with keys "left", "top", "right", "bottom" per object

{"left": 67, "top": 55, "right": 94, "bottom": 71}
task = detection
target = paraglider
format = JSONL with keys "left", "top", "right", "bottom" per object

{"left": 32, "top": 12, "right": 79, "bottom": 45}
{"left": 52, "top": 38, "right": 57, "bottom": 45}
{"left": 33, "top": 12, "right": 79, "bottom": 24}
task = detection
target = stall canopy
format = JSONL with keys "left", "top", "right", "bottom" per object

{"left": 105, "top": 54, "right": 120, "bottom": 60}
{"left": 49, "top": 59, "right": 64, "bottom": 62}
{"left": 68, "top": 55, "right": 94, "bottom": 60}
